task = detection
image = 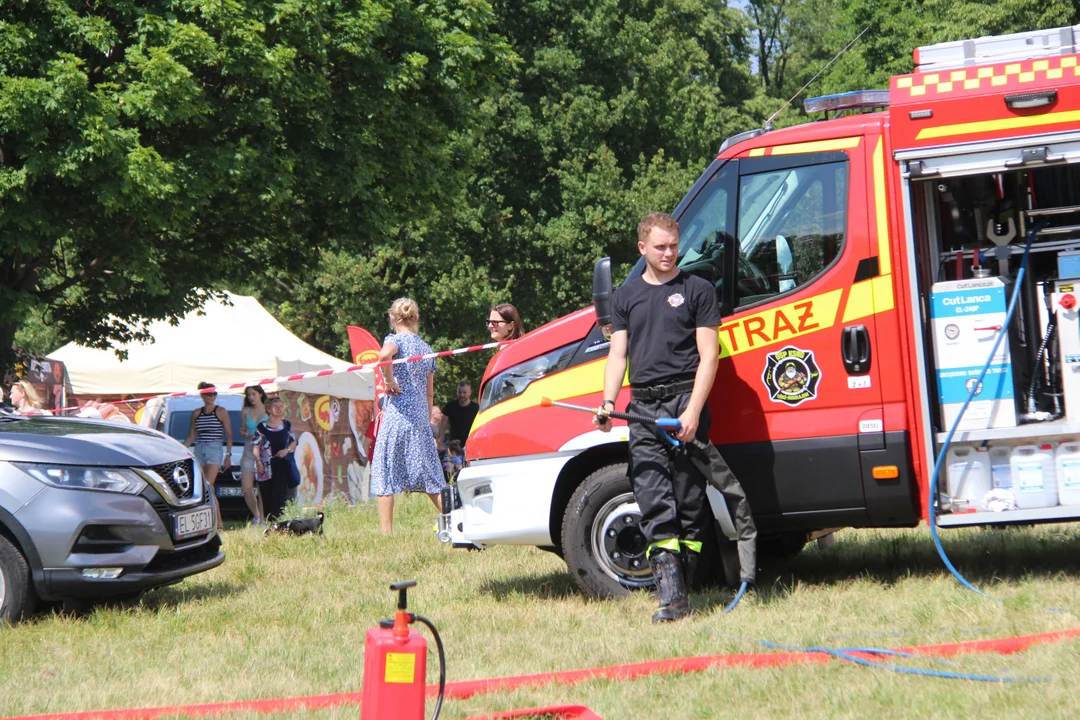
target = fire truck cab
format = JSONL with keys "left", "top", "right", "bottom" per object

{"left": 441, "top": 25, "right": 1080, "bottom": 598}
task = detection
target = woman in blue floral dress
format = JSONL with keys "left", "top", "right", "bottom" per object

{"left": 370, "top": 298, "right": 447, "bottom": 534}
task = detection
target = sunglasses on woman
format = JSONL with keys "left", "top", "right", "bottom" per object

{"left": 486, "top": 320, "right": 509, "bottom": 327}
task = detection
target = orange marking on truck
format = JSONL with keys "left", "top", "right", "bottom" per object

{"left": 718, "top": 289, "right": 843, "bottom": 359}
{"left": 745, "top": 317, "right": 770, "bottom": 347}
{"left": 720, "top": 324, "right": 741, "bottom": 353}
{"left": 795, "top": 301, "right": 819, "bottom": 332}
{"left": 772, "top": 310, "right": 796, "bottom": 338}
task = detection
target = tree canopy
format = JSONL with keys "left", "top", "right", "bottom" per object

{"left": 0, "top": 0, "right": 511, "bottom": 371}
{"left": 7, "top": 0, "right": 1080, "bottom": 398}
{"left": 249, "top": 0, "right": 759, "bottom": 394}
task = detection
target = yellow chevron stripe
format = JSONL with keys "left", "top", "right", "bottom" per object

{"left": 471, "top": 358, "right": 612, "bottom": 433}
{"left": 872, "top": 137, "right": 891, "bottom": 275}
{"left": 873, "top": 274, "right": 895, "bottom": 313}
{"left": 842, "top": 274, "right": 895, "bottom": 323}
{"left": 842, "top": 279, "right": 875, "bottom": 322}
{"left": 769, "top": 136, "right": 862, "bottom": 155}
{"left": 916, "top": 109, "right": 1080, "bottom": 141}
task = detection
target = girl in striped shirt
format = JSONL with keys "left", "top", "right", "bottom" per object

{"left": 185, "top": 382, "right": 233, "bottom": 518}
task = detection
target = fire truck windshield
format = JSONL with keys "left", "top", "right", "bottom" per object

{"left": 676, "top": 164, "right": 736, "bottom": 265}
{"left": 622, "top": 160, "right": 737, "bottom": 296}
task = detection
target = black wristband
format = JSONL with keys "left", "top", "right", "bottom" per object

{"left": 602, "top": 400, "right": 615, "bottom": 408}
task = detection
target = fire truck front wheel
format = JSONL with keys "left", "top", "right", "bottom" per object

{"left": 561, "top": 463, "right": 654, "bottom": 599}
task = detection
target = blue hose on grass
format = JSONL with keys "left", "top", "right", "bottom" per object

{"left": 927, "top": 222, "right": 1044, "bottom": 599}
{"left": 717, "top": 634, "right": 1046, "bottom": 683}
{"left": 722, "top": 581, "right": 748, "bottom": 614}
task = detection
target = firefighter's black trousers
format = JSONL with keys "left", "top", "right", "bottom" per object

{"left": 627, "top": 393, "right": 758, "bottom": 585}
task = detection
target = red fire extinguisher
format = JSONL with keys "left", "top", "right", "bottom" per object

{"left": 361, "top": 580, "right": 446, "bottom": 720}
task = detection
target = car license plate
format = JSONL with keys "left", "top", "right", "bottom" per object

{"left": 217, "top": 486, "right": 244, "bottom": 497}
{"left": 174, "top": 507, "right": 213, "bottom": 539}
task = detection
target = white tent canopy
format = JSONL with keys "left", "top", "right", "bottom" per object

{"left": 51, "top": 293, "right": 374, "bottom": 400}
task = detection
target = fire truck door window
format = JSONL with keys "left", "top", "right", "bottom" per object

{"left": 676, "top": 164, "right": 737, "bottom": 303}
{"left": 736, "top": 160, "right": 848, "bottom": 307}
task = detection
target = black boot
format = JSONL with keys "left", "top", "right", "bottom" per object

{"left": 649, "top": 550, "right": 690, "bottom": 623}
{"left": 683, "top": 550, "right": 700, "bottom": 589}
{"left": 647, "top": 552, "right": 695, "bottom": 598}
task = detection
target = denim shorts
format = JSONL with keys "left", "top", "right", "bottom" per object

{"left": 193, "top": 442, "right": 225, "bottom": 469}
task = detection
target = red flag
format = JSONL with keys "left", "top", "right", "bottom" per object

{"left": 347, "top": 325, "right": 385, "bottom": 457}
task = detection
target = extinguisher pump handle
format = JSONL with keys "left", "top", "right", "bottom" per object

{"left": 390, "top": 580, "right": 417, "bottom": 610}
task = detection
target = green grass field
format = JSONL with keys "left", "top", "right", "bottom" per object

{"left": 3, "top": 496, "right": 1080, "bottom": 719}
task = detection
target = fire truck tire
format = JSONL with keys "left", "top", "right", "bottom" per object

{"left": 561, "top": 464, "right": 651, "bottom": 598}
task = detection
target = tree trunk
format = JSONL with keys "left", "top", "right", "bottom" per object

{"left": 0, "top": 322, "right": 19, "bottom": 380}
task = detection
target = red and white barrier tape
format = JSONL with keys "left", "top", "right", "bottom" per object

{"left": 41, "top": 339, "right": 512, "bottom": 416}
{"left": 9, "top": 628, "right": 1079, "bottom": 720}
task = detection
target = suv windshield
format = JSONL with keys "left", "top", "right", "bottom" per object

{"left": 166, "top": 410, "right": 243, "bottom": 445}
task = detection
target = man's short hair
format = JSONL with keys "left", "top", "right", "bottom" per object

{"left": 637, "top": 212, "right": 680, "bottom": 244}
{"left": 457, "top": 381, "right": 471, "bottom": 390}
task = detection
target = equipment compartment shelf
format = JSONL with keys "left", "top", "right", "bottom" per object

{"left": 937, "top": 504, "right": 1080, "bottom": 527}
{"left": 934, "top": 419, "right": 1080, "bottom": 444}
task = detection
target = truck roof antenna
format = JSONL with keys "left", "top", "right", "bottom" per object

{"left": 764, "top": 25, "right": 872, "bottom": 131}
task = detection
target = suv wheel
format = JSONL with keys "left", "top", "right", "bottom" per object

{"left": 561, "top": 464, "right": 654, "bottom": 599}
{"left": 0, "top": 534, "right": 36, "bottom": 623}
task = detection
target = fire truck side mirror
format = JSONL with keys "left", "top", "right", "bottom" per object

{"left": 593, "top": 256, "right": 613, "bottom": 334}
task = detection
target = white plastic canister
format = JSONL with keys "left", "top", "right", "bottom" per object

{"left": 1056, "top": 441, "right": 1080, "bottom": 506}
{"left": 988, "top": 445, "right": 1013, "bottom": 490}
{"left": 1010, "top": 444, "right": 1058, "bottom": 509}
{"left": 945, "top": 445, "right": 991, "bottom": 506}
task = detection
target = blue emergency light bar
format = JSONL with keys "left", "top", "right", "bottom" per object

{"left": 804, "top": 90, "right": 890, "bottom": 114}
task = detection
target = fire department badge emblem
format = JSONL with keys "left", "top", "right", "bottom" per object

{"left": 762, "top": 346, "right": 821, "bottom": 407}
{"left": 667, "top": 293, "right": 685, "bottom": 308}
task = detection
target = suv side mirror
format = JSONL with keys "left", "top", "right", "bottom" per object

{"left": 592, "top": 257, "right": 613, "bottom": 337}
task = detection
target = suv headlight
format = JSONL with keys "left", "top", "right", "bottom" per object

{"left": 479, "top": 342, "right": 580, "bottom": 410}
{"left": 15, "top": 464, "right": 147, "bottom": 494}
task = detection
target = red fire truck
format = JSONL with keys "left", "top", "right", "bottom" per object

{"left": 439, "top": 25, "right": 1080, "bottom": 598}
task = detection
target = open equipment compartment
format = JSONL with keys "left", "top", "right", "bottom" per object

{"left": 903, "top": 143, "right": 1080, "bottom": 526}
{"left": 889, "top": 26, "right": 1080, "bottom": 527}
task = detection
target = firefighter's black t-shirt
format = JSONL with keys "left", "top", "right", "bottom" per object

{"left": 611, "top": 271, "right": 722, "bottom": 386}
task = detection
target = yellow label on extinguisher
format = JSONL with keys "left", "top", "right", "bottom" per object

{"left": 384, "top": 652, "right": 416, "bottom": 684}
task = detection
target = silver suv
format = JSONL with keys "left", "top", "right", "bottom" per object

{"left": 0, "top": 410, "right": 224, "bottom": 621}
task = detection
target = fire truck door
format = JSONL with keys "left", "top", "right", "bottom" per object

{"left": 713, "top": 144, "right": 883, "bottom": 526}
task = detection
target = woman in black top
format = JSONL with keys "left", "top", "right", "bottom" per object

{"left": 254, "top": 396, "right": 297, "bottom": 522}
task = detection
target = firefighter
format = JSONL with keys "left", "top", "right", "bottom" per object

{"left": 595, "top": 212, "right": 757, "bottom": 623}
